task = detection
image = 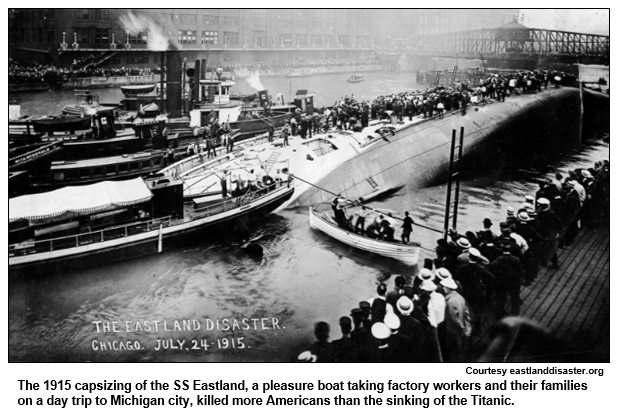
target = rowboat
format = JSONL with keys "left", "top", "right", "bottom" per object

{"left": 308, "top": 208, "right": 421, "bottom": 266}
{"left": 120, "top": 84, "right": 157, "bottom": 96}
{"left": 347, "top": 74, "right": 365, "bottom": 83}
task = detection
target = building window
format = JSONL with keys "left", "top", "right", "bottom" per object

{"left": 94, "top": 28, "right": 110, "bottom": 44}
{"left": 308, "top": 10, "right": 321, "bottom": 19}
{"left": 201, "top": 31, "right": 218, "bottom": 45}
{"left": 311, "top": 35, "right": 322, "bottom": 46}
{"left": 310, "top": 20, "right": 322, "bottom": 30}
{"left": 203, "top": 15, "right": 218, "bottom": 26}
{"left": 223, "top": 51, "right": 239, "bottom": 61}
{"left": 129, "top": 32, "right": 147, "bottom": 44}
{"left": 93, "top": 9, "right": 110, "bottom": 20}
{"left": 46, "top": 30, "right": 55, "bottom": 44}
{"left": 280, "top": 33, "right": 292, "bottom": 46}
{"left": 296, "top": 34, "right": 307, "bottom": 46}
{"left": 223, "top": 16, "right": 239, "bottom": 26}
{"left": 339, "top": 35, "right": 348, "bottom": 46}
{"left": 178, "top": 30, "right": 197, "bottom": 45}
{"left": 223, "top": 31, "right": 239, "bottom": 45}
{"left": 157, "top": 13, "right": 173, "bottom": 24}
{"left": 325, "top": 35, "right": 335, "bottom": 46}
{"left": 254, "top": 18, "right": 267, "bottom": 28}
{"left": 75, "top": 29, "right": 90, "bottom": 44}
{"left": 253, "top": 31, "right": 267, "bottom": 46}
{"left": 180, "top": 14, "right": 196, "bottom": 25}
{"left": 280, "top": 19, "right": 291, "bottom": 29}
{"left": 75, "top": 9, "right": 89, "bottom": 20}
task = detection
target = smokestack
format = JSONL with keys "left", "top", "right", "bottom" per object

{"left": 258, "top": 90, "right": 269, "bottom": 108}
{"left": 166, "top": 50, "right": 183, "bottom": 118}
{"left": 193, "top": 59, "right": 201, "bottom": 102}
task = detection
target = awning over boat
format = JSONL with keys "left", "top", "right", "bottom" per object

{"left": 9, "top": 178, "right": 152, "bottom": 223}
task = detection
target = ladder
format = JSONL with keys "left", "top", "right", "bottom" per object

{"left": 434, "top": 70, "right": 442, "bottom": 86}
{"left": 264, "top": 150, "right": 281, "bottom": 175}
{"left": 444, "top": 127, "right": 465, "bottom": 240}
{"left": 451, "top": 66, "right": 459, "bottom": 83}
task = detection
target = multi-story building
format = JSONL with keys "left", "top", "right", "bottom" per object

{"left": 373, "top": 9, "right": 519, "bottom": 48}
{"left": 9, "top": 8, "right": 377, "bottom": 67}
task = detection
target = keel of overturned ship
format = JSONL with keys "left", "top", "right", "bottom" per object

{"left": 293, "top": 87, "right": 609, "bottom": 207}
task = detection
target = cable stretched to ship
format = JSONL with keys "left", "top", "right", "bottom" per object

{"left": 291, "top": 174, "right": 443, "bottom": 234}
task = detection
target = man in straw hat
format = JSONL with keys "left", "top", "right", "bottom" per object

{"left": 418, "top": 279, "right": 445, "bottom": 362}
{"left": 438, "top": 268, "right": 472, "bottom": 362}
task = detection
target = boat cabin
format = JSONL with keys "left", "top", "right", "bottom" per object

{"left": 39, "top": 151, "right": 166, "bottom": 188}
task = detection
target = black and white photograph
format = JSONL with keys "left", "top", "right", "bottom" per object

{"left": 7, "top": 8, "right": 610, "bottom": 364}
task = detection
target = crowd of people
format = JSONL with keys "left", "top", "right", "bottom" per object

{"left": 299, "top": 159, "right": 609, "bottom": 363}
{"left": 9, "top": 58, "right": 161, "bottom": 84}
{"left": 228, "top": 59, "right": 379, "bottom": 75}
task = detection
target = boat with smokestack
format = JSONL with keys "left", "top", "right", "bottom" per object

{"left": 8, "top": 175, "right": 295, "bottom": 272}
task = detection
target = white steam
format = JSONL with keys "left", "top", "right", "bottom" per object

{"left": 247, "top": 71, "right": 265, "bottom": 92}
{"left": 120, "top": 12, "right": 170, "bottom": 51}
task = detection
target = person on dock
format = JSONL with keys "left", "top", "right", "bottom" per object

{"left": 370, "top": 322, "right": 393, "bottom": 363}
{"left": 369, "top": 283, "right": 389, "bottom": 324}
{"left": 331, "top": 316, "right": 355, "bottom": 363}
{"left": 439, "top": 269, "right": 472, "bottom": 362}
{"left": 310, "top": 322, "right": 335, "bottom": 363}
{"left": 350, "top": 309, "right": 373, "bottom": 362}
{"left": 396, "top": 296, "right": 424, "bottom": 362}
{"left": 400, "top": 211, "right": 414, "bottom": 244}
{"left": 387, "top": 276, "right": 406, "bottom": 308}
{"left": 418, "top": 279, "right": 445, "bottom": 362}
{"left": 488, "top": 240, "right": 526, "bottom": 316}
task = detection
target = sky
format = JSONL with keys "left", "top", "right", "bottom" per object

{"left": 520, "top": 9, "right": 609, "bottom": 35}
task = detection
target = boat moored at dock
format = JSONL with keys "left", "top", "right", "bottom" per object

{"left": 9, "top": 176, "right": 295, "bottom": 273}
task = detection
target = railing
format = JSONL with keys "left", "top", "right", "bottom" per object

{"left": 189, "top": 180, "right": 292, "bottom": 220}
{"left": 63, "top": 74, "right": 161, "bottom": 89}
{"left": 9, "top": 216, "right": 171, "bottom": 258}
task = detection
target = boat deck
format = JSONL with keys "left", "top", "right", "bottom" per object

{"left": 472, "top": 226, "right": 610, "bottom": 362}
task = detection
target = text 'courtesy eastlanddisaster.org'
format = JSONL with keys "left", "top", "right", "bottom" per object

{"left": 14, "top": 366, "right": 605, "bottom": 410}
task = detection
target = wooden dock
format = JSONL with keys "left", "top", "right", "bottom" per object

{"left": 473, "top": 226, "right": 610, "bottom": 362}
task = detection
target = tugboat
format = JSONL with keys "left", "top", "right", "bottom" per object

{"left": 9, "top": 175, "right": 295, "bottom": 272}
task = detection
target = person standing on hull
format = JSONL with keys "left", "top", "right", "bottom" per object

{"left": 401, "top": 211, "right": 414, "bottom": 244}
{"left": 282, "top": 123, "right": 290, "bottom": 147}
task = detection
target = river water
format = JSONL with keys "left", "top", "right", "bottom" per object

{"left": 8, "top": 70, "right": 609, "bottom": 362}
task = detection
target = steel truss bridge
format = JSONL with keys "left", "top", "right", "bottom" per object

{"left": 410, "top": 27, "right": 609, "bottom": 59}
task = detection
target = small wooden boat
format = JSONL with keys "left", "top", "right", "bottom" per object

{"left": 309, "top": 208, "right": 421, "bottom": 266}
{"left": 347, "top": 74, "right": 365, "bottom": 83}
{"left": 121, "top": 84, "right": 157, "bottom": 96}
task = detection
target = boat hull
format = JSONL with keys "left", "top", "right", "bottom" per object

{"left": 308, "top": 208, "right": 421, "bottom": 266}
{"left": 9, "top": 185, "right": 294, "bottom": 276}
